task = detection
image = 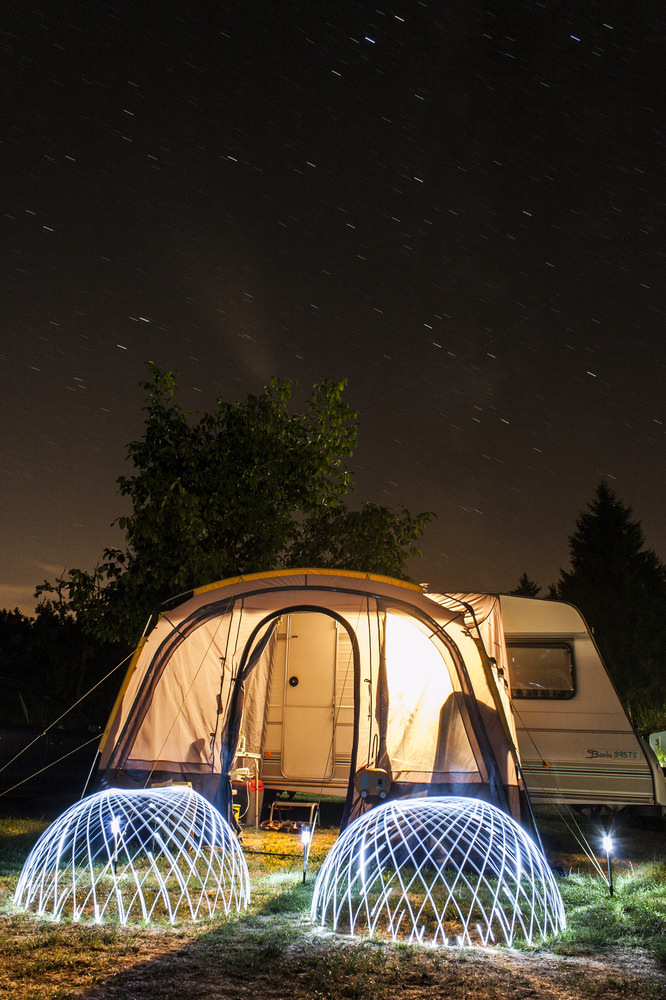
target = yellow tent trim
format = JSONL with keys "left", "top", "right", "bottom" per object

{"left": 193, "top": 568, "right": 423, "bottom": 597}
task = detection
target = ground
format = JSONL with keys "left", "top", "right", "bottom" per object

{"left": 7, "top": 920, "right": 664, "bottom": 1000}
{"left": 1, "top": 810, "right": 665, "bottom": 999}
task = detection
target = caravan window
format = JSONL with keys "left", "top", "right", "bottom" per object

{"left": 507, "top": 642, "right": 575, "bottom": 699}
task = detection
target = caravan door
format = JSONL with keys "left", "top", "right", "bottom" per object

{"left": 281, "top": 613, "right": 336, "bottom": 780}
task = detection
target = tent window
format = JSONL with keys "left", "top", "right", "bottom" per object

{"left": 507, "top": 642, "right": 575, "bottom": 699}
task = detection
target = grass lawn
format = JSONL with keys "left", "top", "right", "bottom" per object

{"left": 0, "top": 802, "right": 665, "bottom": 999}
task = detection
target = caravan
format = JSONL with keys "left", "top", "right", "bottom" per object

{"left": 97, "top": 570, "right": 666, "bottom": 824}
{"left": 500, "top": 595, "right": 665, "bottom": 810}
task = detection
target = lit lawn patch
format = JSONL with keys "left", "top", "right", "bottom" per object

{"left": 553, "top": 862, "right": 666, "bottom": 963}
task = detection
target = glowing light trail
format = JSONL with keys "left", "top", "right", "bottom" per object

{"left": 311, "top": 797, "right": 565, "bottom": 947}
{"left": 14, "top": 787, "right": 249, "bottom": 925}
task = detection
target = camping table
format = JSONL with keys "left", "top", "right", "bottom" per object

{"left": 268, "top": 800, "right": 319, "bottom": 831}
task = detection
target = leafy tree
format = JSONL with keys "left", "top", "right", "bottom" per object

{"left": 42, "top": 367, "right": 433, "bottom": 643}
{"left": 291, "top": 502, "right": 432, "bottom": 580}
{"left": 554, "top": 481, "right": 666, "bottom": 705}
{"left": 509, "top": 572, "right": 541, "bottom": 598}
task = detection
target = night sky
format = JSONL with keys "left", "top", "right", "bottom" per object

{"left": 2, "top": 0, "right": 665, "bottom": 615}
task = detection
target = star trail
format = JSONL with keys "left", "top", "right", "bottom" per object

{"left": 1, "top": 0, "right": 664, "bottom": 611}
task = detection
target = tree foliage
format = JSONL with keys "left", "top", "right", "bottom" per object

{"left": 554, "top": 481, "right": 666, "bottom": 707}
{"left": 42, "top": 367, "right": 433, "bottom": 642}
{"left": 291, "top": 502, "right": 432, "bottom": 581}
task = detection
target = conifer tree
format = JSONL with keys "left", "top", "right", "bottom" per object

{"left": 509, "top": 572, "right": 541, "bottom": 598}
{"left": 555, "top": 481, "right": 666, "bottom": 704}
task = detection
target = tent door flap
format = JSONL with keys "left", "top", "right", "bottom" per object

{"left": 281, "top": 614, "right": 336, "bottom": 780}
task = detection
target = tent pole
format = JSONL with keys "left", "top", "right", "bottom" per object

{"left": 512, "top": 753, "right": 545, "bottom": 853}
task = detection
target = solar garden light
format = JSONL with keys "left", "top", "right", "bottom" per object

{"left": 110, "top": 814, "right": 122, "bottom": 871}
{"left": 301, "top": 825, "right": 312, "bottom": 884}
{"left": 602, "top": 834, "right": 614, "bottom": 897}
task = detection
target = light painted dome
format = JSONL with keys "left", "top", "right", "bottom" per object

{"left": 15, "top": 787, "right": 249, "bottom": 924}
{"left": 311, "top": 796, "right": 565, "bottom": 947}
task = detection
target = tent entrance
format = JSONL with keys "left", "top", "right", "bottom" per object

{"left": 261, "top": 612, "right": 355, "bottom": 794}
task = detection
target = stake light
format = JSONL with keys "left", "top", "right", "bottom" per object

{"left": 301, "top": 824, "right": 312, "bottom": 883}
{"left": 602, "top": 833, "right": 614, "bottom": 897}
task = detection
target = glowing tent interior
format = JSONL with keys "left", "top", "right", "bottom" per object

{"left": 96, "top": 571, "right": 524, "bottom": 828}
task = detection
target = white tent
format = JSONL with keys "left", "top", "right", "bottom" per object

{"left": 97, "top": 570, "right": 524, "bottom": 827}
